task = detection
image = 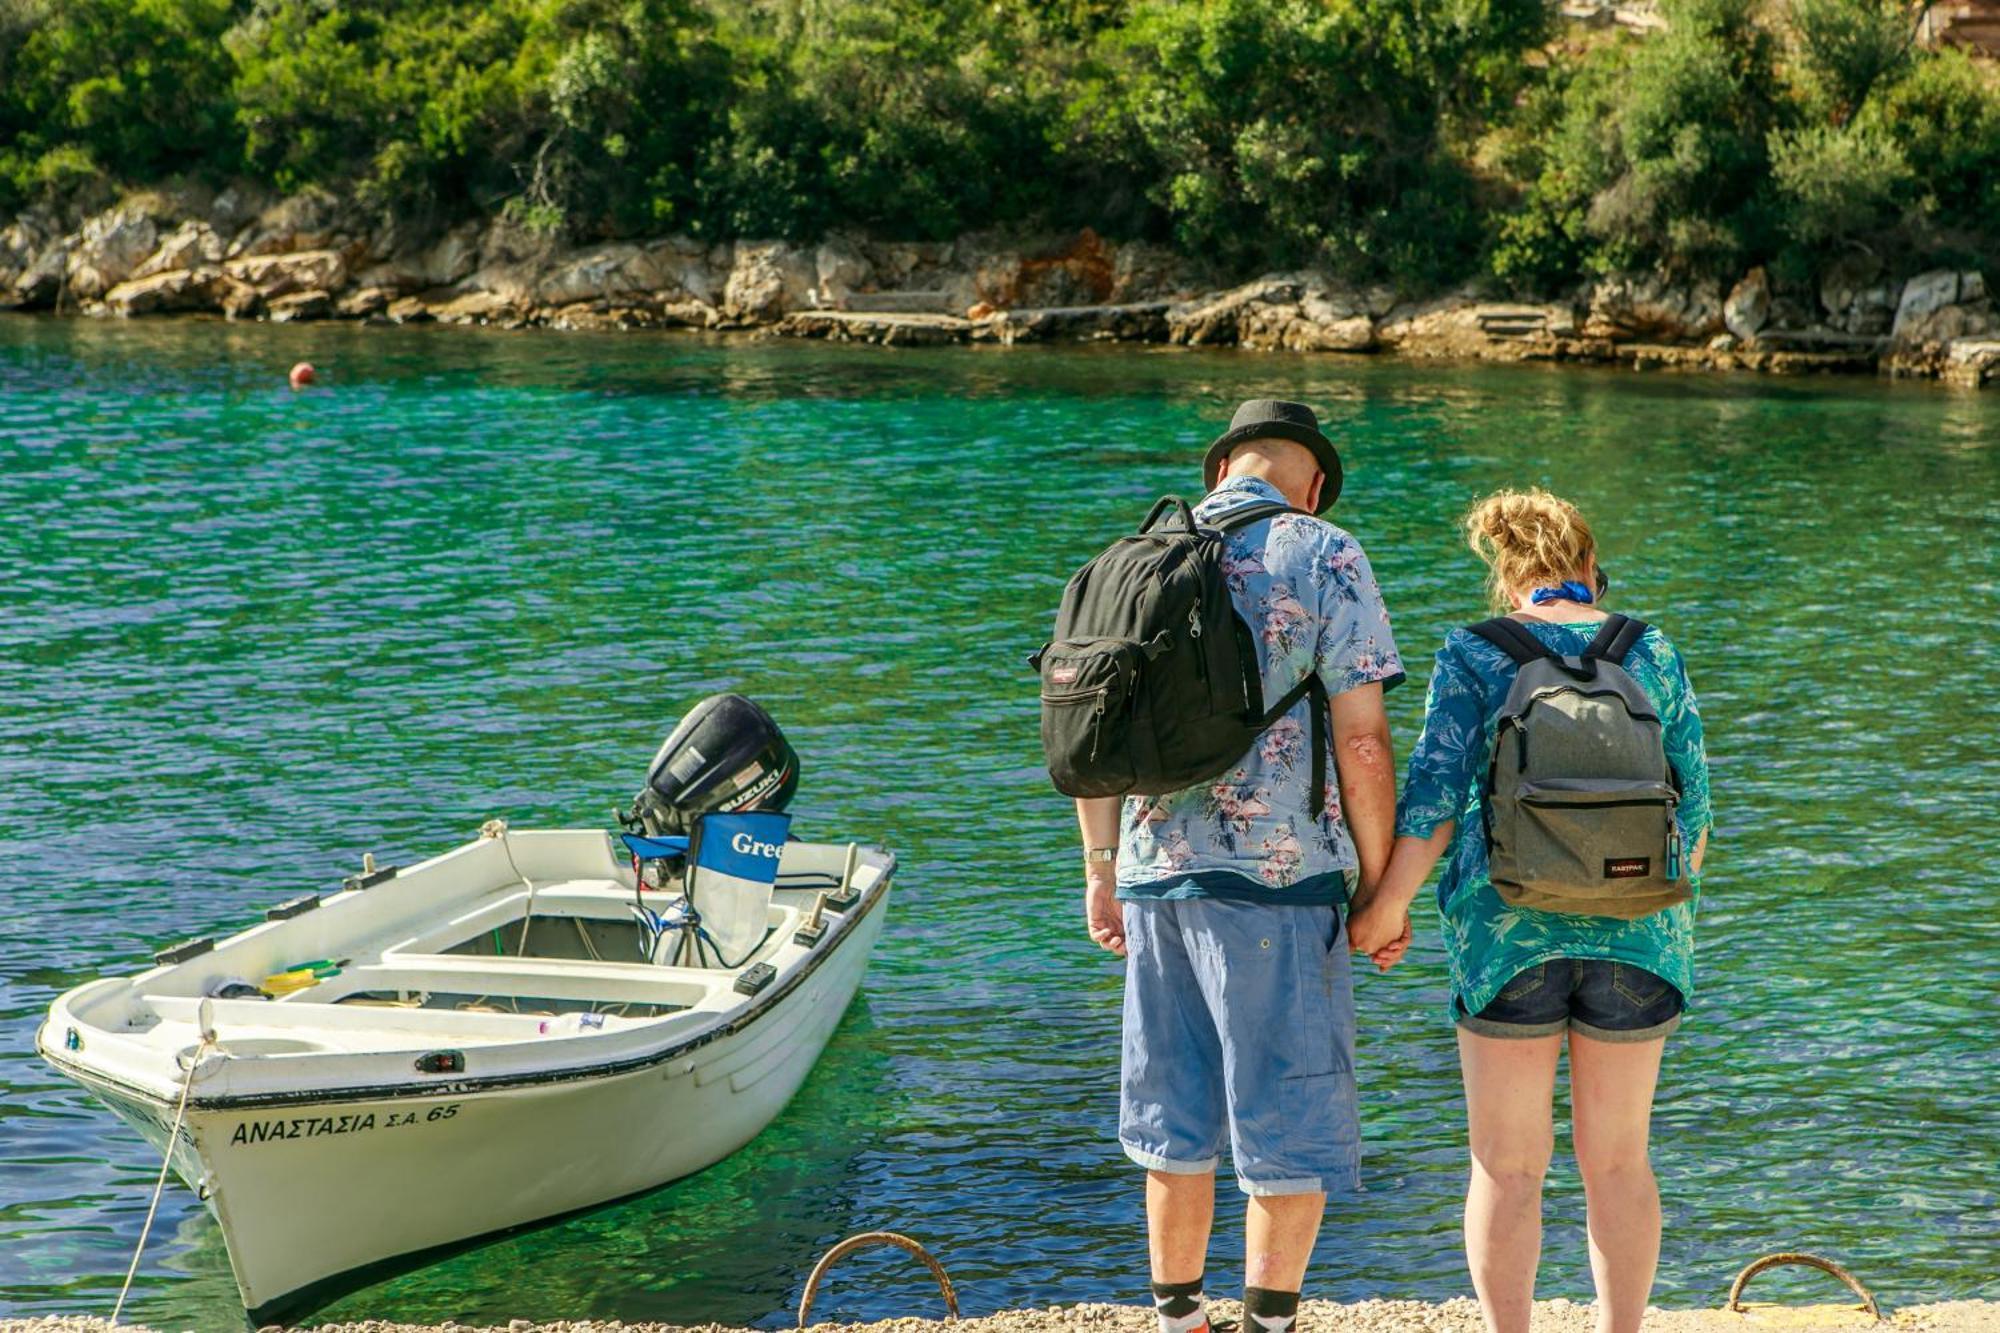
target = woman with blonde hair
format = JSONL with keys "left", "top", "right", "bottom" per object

{"left": 1348, "top": 488, "right": 1711, "bottom": 1333}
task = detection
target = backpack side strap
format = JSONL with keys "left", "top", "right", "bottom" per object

{"left": 1465, "top": 617, "right": 1557, "bottom": 666}
{"left": 1583, "top": 614, "right": 1649, "bottom": 664}
{"left": 1261, "top": 673, "right": 1331, "bottom": 821}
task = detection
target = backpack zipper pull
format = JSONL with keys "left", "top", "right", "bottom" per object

{"left": 1088, "top": 688, "right": 1108, "bottom": 760}
{"left": 1667, "top": 822, "right": 1683, "bottom": 879}
{"left": 1188, "top": 604, "right": 1203, "bottom": 638}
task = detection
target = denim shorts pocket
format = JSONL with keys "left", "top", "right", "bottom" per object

{"left": 1498, "top": 962, "right": 1548, "bottom": 1002}
{"left": 1611, "top": 963, "right": 1668, "bottom": 1008}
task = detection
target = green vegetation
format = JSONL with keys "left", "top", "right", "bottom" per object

{"left": 1, "top": 0, "right": 1995, "bottom": 293}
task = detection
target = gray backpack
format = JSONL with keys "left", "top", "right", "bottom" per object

{"left": 1468, "top": 615, "right": 1690, "bottom": 919}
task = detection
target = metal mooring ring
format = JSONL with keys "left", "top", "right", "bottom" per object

{"left": 797, "top": 1230, "right": 958, "bottom": 1328}
{"left": 1728, "top": 1251, "right": 1883, "bottom": 1321}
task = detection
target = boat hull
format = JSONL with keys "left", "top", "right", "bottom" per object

{"left": 78, "top": 878, "right": 888, "bottom": 1321}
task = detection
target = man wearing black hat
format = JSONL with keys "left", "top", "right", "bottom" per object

{"left": 1076, "top": 400, "right": 1405, "bottom": 1333}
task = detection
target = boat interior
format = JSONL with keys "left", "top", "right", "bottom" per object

{"left": 47, "top": 830, "right": 889, "bottom": 1080}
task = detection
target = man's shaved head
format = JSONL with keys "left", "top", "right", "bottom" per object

{"left": 1217, "top": 438, "right": 1325, "bottom": 512}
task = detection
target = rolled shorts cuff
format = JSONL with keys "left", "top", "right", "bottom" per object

{"left": 1456, "top": 1013, "right": 1570, "bottom": 1040}
{"left": 1236, "top": 1169, "right": 1349, "bottom": 1198}
{"left": 1122, "top": 1141, "right": 1219, "bottom": 1175}
{"left": 1573, "top": 1013, "right": 1682, "bottom": 1043}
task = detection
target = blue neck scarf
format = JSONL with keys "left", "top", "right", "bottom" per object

{"left": 1530, "top": 580, "right": 1596, "bottom": 605}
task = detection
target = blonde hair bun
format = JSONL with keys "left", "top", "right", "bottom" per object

{"left": 1464, "top": 488, "right": 1597, "bottom": 610}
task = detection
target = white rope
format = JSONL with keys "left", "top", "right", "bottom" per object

{"left": 112, "top": 1035, "right": 212, "bottom": 1325}
{"left": 480, "top": 818, "right": 539, "bottom": 956}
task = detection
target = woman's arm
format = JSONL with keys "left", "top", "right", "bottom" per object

{"left": 1347, "top": 638, "right": 1487, "bottom": 968}
{"left": 1349, "top": 824, "right": 1455, "bottom": 961}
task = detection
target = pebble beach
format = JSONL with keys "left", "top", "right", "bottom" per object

{"left": 9, "top": 1300, "right": 2000, "bottom": 1333}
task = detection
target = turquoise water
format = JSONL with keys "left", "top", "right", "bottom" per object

{"left": 0, "top": 318, "right": 1995, "bottom": 1327}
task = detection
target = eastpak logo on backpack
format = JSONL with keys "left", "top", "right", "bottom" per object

{"left": 1470, "top": 614, "right": 1691, "bottom": 920}
{"left": 1031, "top": 495, "right": 1330, "bottom": 811}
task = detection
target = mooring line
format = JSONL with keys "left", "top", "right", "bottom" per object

{"left": 112, "top": 1030, "right": 215, "bottom": 1325}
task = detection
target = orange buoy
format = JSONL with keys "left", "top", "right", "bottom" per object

{"left": 288, "top": 361, "right": 316, "bottom": 389}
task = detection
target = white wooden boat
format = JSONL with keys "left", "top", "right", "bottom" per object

{"left": 36, "top": 825, "right": 894, "bottom": 1323}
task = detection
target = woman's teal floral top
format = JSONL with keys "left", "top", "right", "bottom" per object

{"left": 1394, "top": 619, "right": 1713, "bottom": 1026}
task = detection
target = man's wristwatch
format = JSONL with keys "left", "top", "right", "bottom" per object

{"left": 1084, "top": 846, "right": 1117, "bottom": 864}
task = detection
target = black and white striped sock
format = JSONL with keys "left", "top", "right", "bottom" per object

{"left": 1243, "top": 1286, "right": 1299, "bottom": 1333}
{"left": 1152, "top": 1277, "right": 1209, "bottom": 1333}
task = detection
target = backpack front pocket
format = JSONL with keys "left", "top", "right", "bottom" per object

{"left": 1498, "top": 779, "right": 1685, "bottom": 916}
{"left": 1037, "top": 638, "right": 1144, "bottom": 797}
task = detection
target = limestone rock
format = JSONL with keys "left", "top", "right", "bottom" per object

{"left": 1168, "top": 277, "right": 1307, "bottom": 346}
{"left": 974, "top": 302, "right": 1171, "bottom": 345}
{"left": 1723, "top": 268, "right": 1770, "bottom": 341}
{"left": 774, "top": 310, "right": 970, "bottom": 345}
{"left": 103, "top": 267, "right": 227, "bottom": 316}
{"left": 336, "top": 286, "right": 396, "bottom": 319}
{"left": 6, "top": 241, "right": 67, "bottom": 309}
{"left": 66, "top": 205, "right": 159, "bottom": 299}
{"left": 386, "top": 295, "right": 436, "bottom": 324}
{"left": 1818, "top": 256, "right": 1896, "bottom": 336}
{"left": 1109, "top": 242, "right": 1193, "bottom": 304}
{"left": 430, "top": 289, "right": 518, "bottom": 324}
{"left": 219, "top": 278, "right": 262, "bottom": 320}
{"left": 722, "top": 242, "right": 813, "bottom": 322}
{"left": 536, "top": 243, "right": 674, "bottom": 307}
{"left": 134, "top": 220, "right": 224, "bottom": 279}
{"left": 1943, "top": 338, "right": 2000, "bottom": 387}
{"left": 814, "top": 236, "right": 873, "bottom": 310}
{"left": 225, "top": 249, "right": 349, "bottom": 299}
{"left": 1891, "top": 270, "right": 1992, "bottom": 344}
{"left": 226, "top": 188, "right": 343, "bottom": 258}
{"left": 1583, "top": 273, "right": 1723, "bottom": 342}
{"left": 1013, "top": 230, "right": 1117, "bottom": 308}
{"left": 416, "top": 222, "right": 482, "bottom": 288}
{"left": 267, "top": 289, "right": 333, "bottom": 322}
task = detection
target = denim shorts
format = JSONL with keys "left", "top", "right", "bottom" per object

{"left": 1118, "top": 898, "right": 1359, "bottom": 1197}
{"left": 1460, "top": 958, "right": 1684, "bottom": 1042}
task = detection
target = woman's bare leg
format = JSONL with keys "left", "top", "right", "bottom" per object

{"left": 1456, "top": 1028, "right": 1563, "bottom": 1333}
{"left": 1568, "top": 1033, "right": 1667, "bottom": 1333}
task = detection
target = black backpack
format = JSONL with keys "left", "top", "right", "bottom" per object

{"left": 1031, "top": 495, "right": 1331, "bottom": 816}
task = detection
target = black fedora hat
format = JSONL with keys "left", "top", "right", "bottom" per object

{"left": 1202, "top": 399, "right": 1343, "bottom": 513}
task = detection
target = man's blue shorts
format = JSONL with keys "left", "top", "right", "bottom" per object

{"left": 1119, "top": 897, "right": 1359, "bottom": 1197}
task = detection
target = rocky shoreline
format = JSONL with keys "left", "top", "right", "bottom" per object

{"left": 6, "top": 1298, "right": 1999, "bottom": 1333}
{"left": 2, "top": 186, "right": 1995, "bottom": 388}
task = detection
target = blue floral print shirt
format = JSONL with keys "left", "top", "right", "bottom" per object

{"left": 1395, "top": 620, "right": 1713, "bottom": 1025}
{"left": 1118, "top": 477, "right": 1405, "bottom": 906}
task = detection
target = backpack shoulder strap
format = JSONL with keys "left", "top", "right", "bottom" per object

{"left": 1465, "top": 617, "right": 1556, "bottom": 667}
{"left": 1210, "top": 501, "right": 1301, "bottom": 534}
{"left": 1583, "top": 614, "right": 1648, "bottom": 665}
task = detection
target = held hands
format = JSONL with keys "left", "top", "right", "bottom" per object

{"left": 1346, "top": 898, "right": 1412, "bottom": 972}
{"left": 1084, "top": 866, "right": 1126, "bottom": 957}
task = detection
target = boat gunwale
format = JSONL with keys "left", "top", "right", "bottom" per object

{"left": 39, "top": 850, "right": 895, "bottom": 1113}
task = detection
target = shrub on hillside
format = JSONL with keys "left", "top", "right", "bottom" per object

{"left": 1089, "top": 0, "right": 1550, "bottom": 287}
{"left": 1869, "top": 46, "right": 2000, "bottom": 246}
{"left": 0, "top": 0, "right": 237, "bottom": 209}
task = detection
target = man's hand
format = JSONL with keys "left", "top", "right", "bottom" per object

{"left": 1085, "top": 867, "right": 1126, "bottom": 957}
{"left": 1347, "top": 902, "right": 1411, "bottom": 971}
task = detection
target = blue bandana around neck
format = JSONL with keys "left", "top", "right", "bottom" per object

{"left": 1530, "top": 580, "right": 1596, "bottom": 605}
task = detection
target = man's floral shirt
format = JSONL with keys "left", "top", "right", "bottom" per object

{"left": 1118, "top": 477, "right": 1404, "bottom": 906}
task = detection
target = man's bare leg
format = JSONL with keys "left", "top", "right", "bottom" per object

{"left": 1147, "top": 1169, "right": 1215, "bottom": 1282}
{"left": 1240, "top": 1190, "right": 1326, "bottom": 1333}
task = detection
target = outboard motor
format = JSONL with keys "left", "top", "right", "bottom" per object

{"left": 618, "top": 693, "right": 799, "bottom": 838}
